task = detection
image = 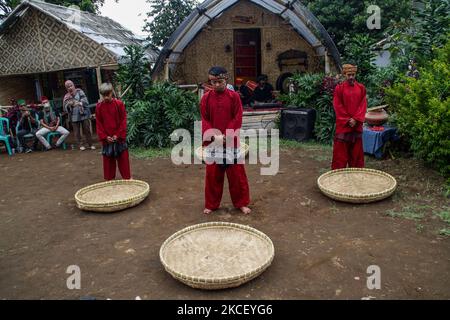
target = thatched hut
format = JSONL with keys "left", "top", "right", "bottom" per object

{"left": 152, "top": 0, "right": 341, "bottom": 93}
{"left": 0, "top": 0, "right": 157, "bottom": 107}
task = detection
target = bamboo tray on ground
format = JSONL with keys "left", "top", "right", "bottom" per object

{"left": 195, "top": 143, "right": 250, "bottom": 162}
{"left": 160, "top": 222, "right": 275, "bottom": 290}
{"left": 317, "top": 168, "right": 397, "bottom": 203}
{"left": 75, "top": 179, "right": 150, "bottom": 213}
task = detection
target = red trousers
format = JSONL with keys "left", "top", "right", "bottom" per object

{"left": 103, "top": 150, "right": 131, "bottom": 181}
{"left": 205, "top": 164, "right": 250, "bottom": 210}
{"left": 332, "top": 138, "right": 365, "bottom": 170}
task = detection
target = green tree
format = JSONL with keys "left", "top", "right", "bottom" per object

{"left": 116, "top": 45, "right": 152, "bottom": 104}
{"left": 143, "top": 0, "right": 197, "bottom": 48}
{"left": 340, "top": 34, "right": 377, "bottom": 86}
{"left": 385, "top": 0, "right": 450, "bottom": 65}
{"left": 303, "top": 0, "right": 413, "bottom": 52}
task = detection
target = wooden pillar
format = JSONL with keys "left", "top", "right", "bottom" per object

{"left": 96, "top": 67, "right": 103, "bottom": 96}
{"left": 164, "top": 59, "right": 170, "bottom": 81}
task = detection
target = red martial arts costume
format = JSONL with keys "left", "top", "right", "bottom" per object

{"left": 96, "top": 99, "right": 131, "bottom": 180}
{"left": 332, "top": 81, "right": 367, "bottom": 170}
{"left": 201, "top": 89, "right": 250, "bottom": 211}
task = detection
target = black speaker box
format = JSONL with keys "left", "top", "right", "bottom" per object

{"left": 281, "top": 108, "right": 317, "bottom": 142}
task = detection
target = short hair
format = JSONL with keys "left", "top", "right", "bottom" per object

{"left": 99, "top": 83, "right": 114, "bottom": 96}
{"left": 208, "top": 66, "right": 228, "bottom": 78}
{"left": 257, "top": 74, "right": 268, "bottom": 82}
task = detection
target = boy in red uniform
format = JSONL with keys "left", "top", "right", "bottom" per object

{"left": 201, "top": 67, "right": 251, "bottom": 215}
{"left": 332, "top": 64, "right": 367, "bottom": 170}
{"left": 96, "top": 83, "right": 131, "bottom": 180}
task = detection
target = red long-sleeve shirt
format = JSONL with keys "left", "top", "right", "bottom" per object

{"left": 96, "top": 99, "right": 127, "bottom": 144}
{"left": 200, "top": 89, "right": 243, "bottom": 147}
{"left": 333, "top": 81, "right": 367, "bottom": 134}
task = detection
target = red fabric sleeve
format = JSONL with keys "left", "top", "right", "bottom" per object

{"left": 226, "top": 92, "right": 243, "bottom": 132}
{"left": 95, "top": 102, "right": 108, "bottom": 142}
{"left": 114, "top": 100, "right": 127, "bottom": 141}
{"left": 333, "top": 84, "right": 351, "bottom": 130}
{"left": 353, "top": 84, "right": 367, "bottom": 124}
{"left": 200, "top": 92, "right": 213, "bottom": 135}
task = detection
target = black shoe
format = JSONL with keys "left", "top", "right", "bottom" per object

{"left": 25, "top": 148, "right": 33, "bottom": 153}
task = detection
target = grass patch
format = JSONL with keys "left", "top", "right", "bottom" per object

{"left": 279, "top": 139, "right": 332, "bottom": 152}
{"left": 439, "top": 228, "right": 450, "bottom": 236}
{"left": 130, "top": 147, "right": 172, "bottom": 159}
{"left": 434, "top": 207, "right": 450, "bottom": 225}
{"left": 385, "top": 205, "right": 433, "bottom": 221}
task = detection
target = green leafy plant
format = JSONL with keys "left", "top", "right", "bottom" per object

{"left": 127, "top": 82, "right": 200, "bottom": 148}
{"left": 385, "top": 41, "right": 450, "bottom": 177}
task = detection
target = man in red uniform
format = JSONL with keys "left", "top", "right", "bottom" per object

{"left": 201, "top": 66, "right": 251, "bottom": 215}
{"left": 96, "top": 83, "right": 131, "bottom": 180}
{"left": 332, "top": 64, "right": 367, "bottom": 170}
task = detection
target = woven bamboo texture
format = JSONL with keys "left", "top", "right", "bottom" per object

{"left": 195, "top": 143, "right": 249, "bottom": 162}
{"left": 160, "top": 222, "right": 275, "bottom": 290}
{"left": 317, "top": 168, "right": 397, "bottom": 204}
{"left": 75, "top": 180, "right": 150, "bottom": 213}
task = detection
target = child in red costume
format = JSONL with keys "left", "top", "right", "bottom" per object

{"left": 96, "top": 83, "right": 131, "bottom": 181}
{"left": 201, "top": 67, "right": 251, "bottom": 215}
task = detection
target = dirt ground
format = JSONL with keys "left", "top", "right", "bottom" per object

{"left": 0, "top": 138, "right": 449, "bottom": 300}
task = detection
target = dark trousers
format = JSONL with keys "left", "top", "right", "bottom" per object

{"left": 205, "top": 163, "right": 250, "bottom": 210}
{"left": 72, "top": 119, "right": 93, "bottom": 147}
{"left": 103, "top": 150, "right": 131, "bottom": 181}
{"left": 17, "top": 129, "right": 38, "bottom": 150}
{"left": 332, "top": 137, "right": 365, "bottom": 170}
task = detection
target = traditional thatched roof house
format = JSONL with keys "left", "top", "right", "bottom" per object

{"left": 152, "top": 0, "right": 341, "bottom": 93}
{"left": 0, "top": 0, "right": 157, "bottom": 106}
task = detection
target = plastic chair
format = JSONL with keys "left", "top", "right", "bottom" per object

{"left": 0, "top": 117, "right": 13, "bottom": 156}
{"left": 16, "top": 113, "right": 40, "bottom": 151}
{"left": 46, "top": 130, "right": 67, "bottom": 150}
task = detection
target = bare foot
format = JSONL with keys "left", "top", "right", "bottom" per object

{"left": 240, "top": 207, "right": 252, "bottom": 215}
{"left": 203, "top": 209, "right": 213, "bottom": 215}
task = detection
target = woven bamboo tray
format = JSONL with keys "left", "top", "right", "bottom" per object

{"left": 318, "top": 168, "right": 397, "bottom": 203}
{"left": 75, "top": 179, "right": 150, "bottom": 213}
{"left": 195, "top": 143, "right": 249, "bottom": 162}
{"left": 160, "top": 222, "right": 275, "bottom": 290}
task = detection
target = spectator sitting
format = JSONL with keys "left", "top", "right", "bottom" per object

{"left": 36, "top": 97, "right": 70, "bottom": 151}
{"left": 237, "top": 79, "right": 253, "bottom": 107}
{"left": 16, "top": 99, "right": 39, "bottom": 153}
{"left": 6, "top": 99, "right": 21, "bottom": 135}
{"left": 253, "top": 74, "right": 274, "bottom": 103}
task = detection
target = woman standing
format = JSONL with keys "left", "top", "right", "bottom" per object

{"left": 96, "top": 83, "right": 131, "bottom": 181}
{"left": 63, "top": 80, "right": 95, "bottom": 151}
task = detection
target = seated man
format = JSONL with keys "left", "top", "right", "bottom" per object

{"left": 16, "top": 100, "right": 39, "bottom": 153}
{"left": 237, "top": 79, "right": 253, "bottom": 107}
{"left": 252, "top": 74, "right": 274, "bottom": 103}
{"left": 36, "top": 97, "right": 70, "bottom": 151}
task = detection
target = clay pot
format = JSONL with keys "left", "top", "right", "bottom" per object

{"left": 366, "top": 108, "right": 388, "bottom": 126}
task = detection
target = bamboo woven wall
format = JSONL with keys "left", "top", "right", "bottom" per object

{"left": 168, "top": 0, "right": 335, "bottom": 85}
{"left": 0, "top": 7, "right": 116, "bottom": 77}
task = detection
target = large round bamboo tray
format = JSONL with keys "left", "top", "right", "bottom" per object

{"left": 318, "top": 168, "right": 397, "bottom": 203}
{"left": 160, "top": 222, "right": 275, "bottom": 290}
{"left": 75, "top": 179, "right": 150, "bottom": 213}
{"left": 195, "top": 143, "right": 249, "bottom": 162}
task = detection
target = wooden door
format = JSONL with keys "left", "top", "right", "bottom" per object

{"left": 234, "top": 29, "right": 261, "bottom": 82}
